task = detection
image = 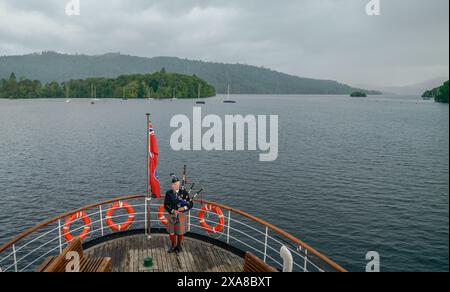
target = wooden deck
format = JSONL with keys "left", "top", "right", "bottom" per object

{"left": 84, "top": 234, "right": 244, "bottom": 272}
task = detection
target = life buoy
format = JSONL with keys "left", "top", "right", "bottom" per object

{"left": 158, "top": 204, "right": 168, "bottom": 226}
{"left": 199, "top": 205, "right": 225, "bottom": 233}
{"left": 105, "top": 201, "right": 135, "bottom": 231}
{"left": 62, "top": 211, "right": 91, "bottom": 242}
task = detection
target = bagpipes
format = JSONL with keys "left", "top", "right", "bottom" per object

{"left": 171, "top": 165, "right": 204, "bottom": 210}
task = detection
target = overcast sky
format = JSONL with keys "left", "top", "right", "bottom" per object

{"left": 0, "top": 0, "right": 448, "bottom": 87}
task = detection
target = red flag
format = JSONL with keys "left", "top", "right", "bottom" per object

{"left": 148, "top": 122, "right": 161, "bottom": 198}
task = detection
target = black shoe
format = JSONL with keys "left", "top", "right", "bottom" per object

{"left": 168, "top": 246, "right": 176, "bottom": 254}
{"left": 175, "top": 245, "right": 183, "bottom": 253}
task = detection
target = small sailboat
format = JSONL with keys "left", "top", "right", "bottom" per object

{"left": 223, "top": 84, "right": 236, "bottom": 104}
{"left": 65, "top": 84, "right": 72, "bottom": 103}
{"left": 171, "top": 88, "right": 177, "bottom": 101}
{"left": 91, "top": 85, "right": 99, "bottom": 104}
{"left": 122, "top": 87, "right": 128, "bottom": 101}
{"left": 94, "top": 90, "right": 99, "bottom": 101}
{"left": 196, "top": 84, "right": 205, "bottom": 105}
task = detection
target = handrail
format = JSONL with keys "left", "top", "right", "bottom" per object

{"left": 195, "top": 199, "right": 347, "bottom": 272}
{"left": 0, "top": 194, "right": 347, "bottom": 272}
{"left": 0, "top": 194, "right": 145, "bottom": 253}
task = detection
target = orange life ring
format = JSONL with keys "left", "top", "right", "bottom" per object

{"left": 158, "top": 203, "right": 168, "bottom": 226}
{"left": 62, "top": 211, "right": 91, "bottom": 242}
{"left": 105, "top": 201, "right": 135, "bottom": 231}
{"left": 199, "top": 205, "right": 225, "bottom": 233}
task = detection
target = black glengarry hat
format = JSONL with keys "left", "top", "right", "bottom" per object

{"left": 171, "top": 174, "right": 180, "bottom": 183}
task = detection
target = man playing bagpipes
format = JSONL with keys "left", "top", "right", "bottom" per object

{"left": 164, "top": 172, "right": 194, "bottom": 254}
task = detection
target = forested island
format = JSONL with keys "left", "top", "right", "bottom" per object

{"left": 350, "top": 91, "right": 368, "bottom": 97}
{"left": 0, "top": 69, "right": 216, "bottom": 99}
{"left": 422, "top": 81, "right": 449, "bottom": 103}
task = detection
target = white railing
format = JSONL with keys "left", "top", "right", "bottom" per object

{"left": 0, "top": 195, "right": 346, "bottom": 272}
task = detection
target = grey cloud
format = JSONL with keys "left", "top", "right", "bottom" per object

{"left": 0, "top": 0, "right": 448, "bottom": 87}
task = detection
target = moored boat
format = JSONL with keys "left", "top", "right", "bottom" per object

{"left": 196, "top": 83, "right": 206, "bottom": 105}
{"left": 223, "top": 84, "right": 236, "bottom": 104}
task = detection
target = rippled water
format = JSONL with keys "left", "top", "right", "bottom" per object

{"left": 0, "top": 95, "right": 448, "bottom": 272}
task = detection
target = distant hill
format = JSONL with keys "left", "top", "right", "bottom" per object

{"left": 0, "top": 52, "right": 380, "bottom": 95}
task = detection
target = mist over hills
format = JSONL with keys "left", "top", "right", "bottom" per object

{"left": 358, "top": 77, "right": 449, "bottom": 96}
{"left": 0, "top": 52, "right": 380, "bottom": 95}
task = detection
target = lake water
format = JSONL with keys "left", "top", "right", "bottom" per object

{"left": 0, "top": 95, "right": 448, "bottom": 272}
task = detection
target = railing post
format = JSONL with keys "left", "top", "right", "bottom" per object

{"left": 12, "top": 244, "right": 18, "bottom": 273}
{"left": 58, "top": 219, "right": 63, "bottom": 254}
{"left": 188, "top": 210, "right": 191, "bottom": 232}
{"left": 263, "top": 227, "right": 269, "bottom": 263}
{"left": 226, "top": 211, "right": 231, "bottom": 244}
{"left": 304, "top": 249, "right": 308, "bottom": 272}
{"left": 99, "top": 206, "right": 104, "bottom": 237}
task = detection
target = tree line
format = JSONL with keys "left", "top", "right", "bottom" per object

{"left": 422, "top": 81, "right": 449, "bottom": 103}
{"left": 0, "top": 69, "right": 216, "bottom": 99}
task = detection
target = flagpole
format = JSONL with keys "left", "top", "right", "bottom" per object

{"left": 146, "top": 113, "right": 152, "bottom": 239}
{"left": 146, "top": 113, "right": 151, "bottom": 197}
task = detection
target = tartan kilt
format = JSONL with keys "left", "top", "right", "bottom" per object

{"left": 167, "top": 213, "right": 187, "bottom": 236}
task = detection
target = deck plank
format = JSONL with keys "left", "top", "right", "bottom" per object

{"left": 125, "top": 236, "right": 132, "bottom": 272}
{"left": 215, "top": 245, "right": 228, "bottom": 273}
{"left": 185, "top": 239, "right": 200, "bottom": 271}
{"left": 182, "top": 241, "right": 196, "bottom": 272}
{"left": 114, "top": 237, "right": 122, "bottom": 272}
{"left": 158, "top": 235, "right": 169, "bottom": 272}
{"left": 203, "top": 243, "right": 218, "bottom": 272}
{"left": 149, "top": 235, "right": 159, "bottom": 272}
{"left": 112, "top": 239, "right": 121, "bottom": 272}
{"left": 155, "top": 235, "right": 164, "bottom": 272}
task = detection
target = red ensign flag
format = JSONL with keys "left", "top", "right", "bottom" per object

{"left": 148, "top": 122, "right": 161, "bottom": 198}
